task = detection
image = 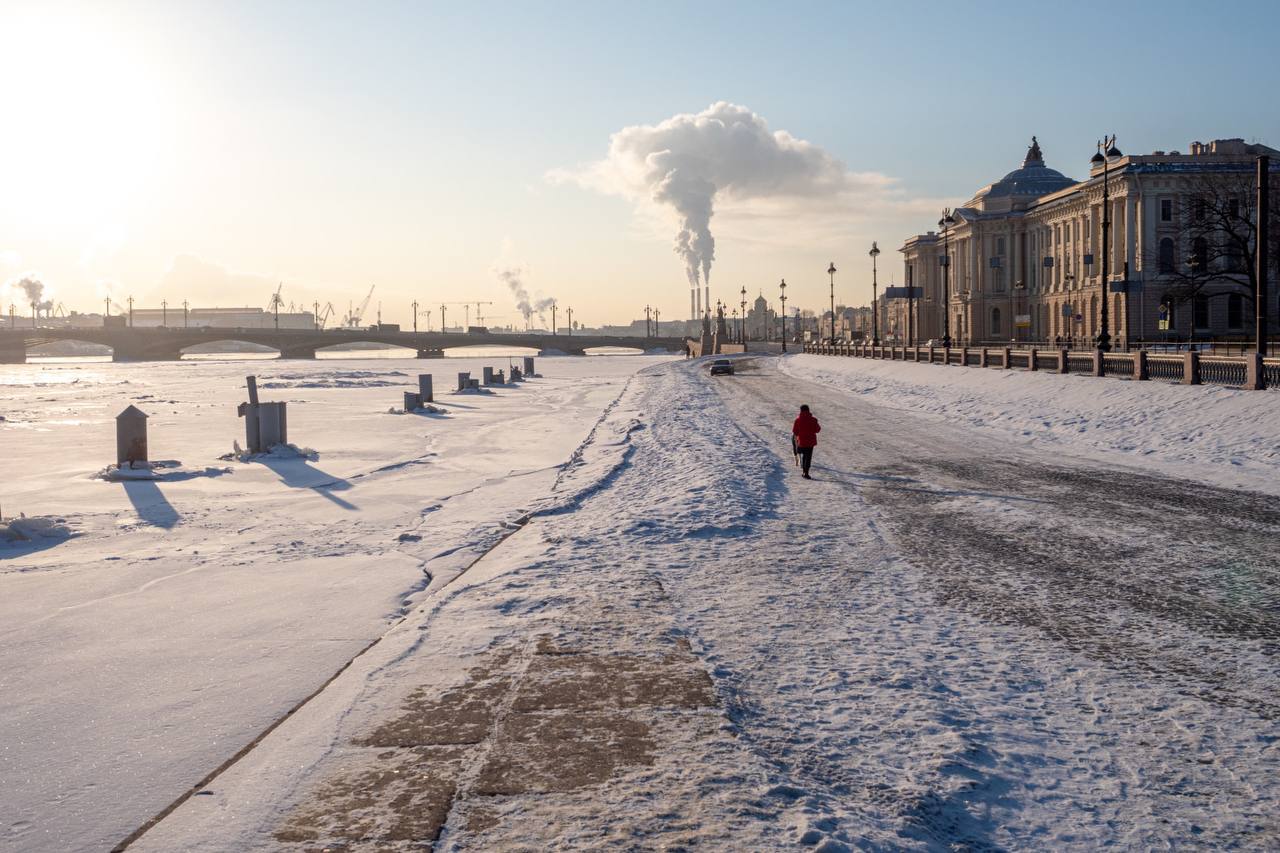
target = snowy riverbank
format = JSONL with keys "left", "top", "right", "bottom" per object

{"left": 782, "top": 353, "right": 1280, "bottom": 495}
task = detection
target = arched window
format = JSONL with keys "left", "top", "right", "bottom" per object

{"left": 1159, "top": 238, "right": 1175, "bottom": 274}
{"left": 991, "top": 307, "right": 1002, "bottom": 335}
{"left": 1191, "top": 237, "right": 1209, "bottom": 273}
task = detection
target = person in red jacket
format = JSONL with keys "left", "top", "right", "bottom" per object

{"left": 792, "top": 404, "right": 821, "bottom": 479}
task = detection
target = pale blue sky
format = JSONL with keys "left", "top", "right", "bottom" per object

{"left": 1, "top": 0, "right": 1277, "bottom": 324}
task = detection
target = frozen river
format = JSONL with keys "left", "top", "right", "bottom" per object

{"left": 0, "top": 353, "right": 672, "bottom": 851}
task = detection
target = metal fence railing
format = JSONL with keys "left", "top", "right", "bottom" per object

{"left": 798, "top": 342, "right": 1276, "bottom": 390}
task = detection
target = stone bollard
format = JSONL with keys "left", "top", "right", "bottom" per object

{"left": 116, "top": 405, "right": 149, "bottom": 467}
{"left": 457, "top": 372, "right": 471, "bottom": 392}
{"left": 523, "top": 356, "right": 535, "bottom": 376}
{"left": 482, "top": 366, "right": 496, "bottom": 386}
{"left": 236, "top": 375, "right": 289, "bottom": 453}
{"left": 1183, "top": 350, "right": 1201, "bottom": 385}
{"left": 418, "top": 374, "right": 433, "bottom": 403}
{"left": 1028, "top": 347, "right": 1038, "bottom": 371}
{"left": 1136, "top": 349, "right": 1150, "bottom": 381}
{"left": 1093, "top": 350, "right": 1105, "bottom": 377}
{"left": 1059, "top": 348, "right": 1070, "bottom": 373}
{"left": 1244, "top": 352, "right": 1266, "bottom": 390}
{"left": 960, "top": 346, "right": 969, "bottom": 367}
{"left": 404, "top": 391, "right": 422, "bottom": 412}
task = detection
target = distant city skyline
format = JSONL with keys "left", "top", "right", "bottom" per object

{"left": 3, "top": 0, "right": 1278, "bottom": 326}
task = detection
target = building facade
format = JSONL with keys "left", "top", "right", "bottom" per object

{"left": 898, "top": 137, "right": 1279, "bottom": 347}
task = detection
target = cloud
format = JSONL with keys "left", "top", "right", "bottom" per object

{"left": 549, "top": 102, "right": 914, "bottom": 285}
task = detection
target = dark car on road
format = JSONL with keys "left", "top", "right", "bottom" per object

{"left": 708, "top": 358, "right": 734, "bottom": 376}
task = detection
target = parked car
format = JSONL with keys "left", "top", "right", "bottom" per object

{"left": 708, "top": 358, "right": 734, "bottom": 375}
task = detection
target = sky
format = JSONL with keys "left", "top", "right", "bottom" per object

{"left": 1, "top": 0, "right": 1278, "bottom": 328}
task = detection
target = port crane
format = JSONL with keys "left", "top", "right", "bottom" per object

{"left": 312, "top": 301, "right": 336, "bottom": 329}
{"left": 344, "top": 285, "right": 375, "bottom": 328}
{"left": 438, "top": 301, "right": 494, "bottom": 332}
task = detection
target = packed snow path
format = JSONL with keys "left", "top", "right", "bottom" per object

{"left": 136, "top": 355, "right": 1278, "bottom": 851}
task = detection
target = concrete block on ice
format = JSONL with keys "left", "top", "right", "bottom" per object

{"left": 237, "top": 375, "right": 289, "bottom": 453}
{"left": 457, "top": 372, "right": 471, "bottom": 392}
{"left": 418, "top": 374, "right": 434, "bottom": 402}
{"left": 467, "top": 378, "right": 480, "bottom": 390}
{"left": 404, "top": 392, "right": 422, "bottom": 412}
{"left": 116, "top": 405, "right": 149, "bottom": 467}
{"left": 523, "top": 356, "right": 535, "bottom": 376}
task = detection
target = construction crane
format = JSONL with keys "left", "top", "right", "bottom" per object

{"left": 439, "top": 301, "right": 492, "bottom": 332}
{"left": 345, "top": 285, "right": 375, "bottom": 328}
{"left": 312, "top": 301, "right": 336, "bottom": 329}
{"left": 269, "top": 282, "right": 284, "bottom": 330}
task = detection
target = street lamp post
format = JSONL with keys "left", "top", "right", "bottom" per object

{"left": 869, "top": 242, "right": 881, "bottom": 346}
{"left": 827, "top": 262, "right": 837, "bottom": 343}
{"left": 653, "top": 308, "right": 660, "bottom": 334}
{"left": 645, "top": 304, "right": 651, "bottom": 337}
{"left": 567, "top": 307, "right": 573, "bottom": 335}
{"left": 183, "top": 300, "right": 189, "bottom": 328}
{"left": 1090, "top": 134, "right": 1121, "bottom": 353}
{"left": 161, "top": 299, "right": 168, "bottom": 327}
{"left": 939, "top": 209, "right": 956, "bottom": 348}
{"left": 779, "top": 278, "right": 788, "bottom": 353}
{"left": 907, "top": 263, "right": 915, "bottom": 346}
{"left": 127, "top": 296, "right": 134, "bottom": 328}
{"left": 739, "top": 286, "right": 747, "bottom": 343}
{"left": 412, "top": 299, "right": 419, "bottom": 333}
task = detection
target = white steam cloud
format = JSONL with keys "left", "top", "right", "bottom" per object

{"left": 551, "top": 102, "right": 870, "bottom": 298}
{"left": 7, "top": 275, "right": 53, "bottom": 313}
{"left": 494, "top": 263, "right": 555, "bottom": 328}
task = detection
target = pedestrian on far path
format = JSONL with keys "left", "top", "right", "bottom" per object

{"left": 792, "top": 404, "right": 821, "bottom": 479}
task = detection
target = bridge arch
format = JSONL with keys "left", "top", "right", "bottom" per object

{"left": 180, "top": 340, "right": 281, "bottom": 360}
{"left": 314, "top": 341, "right": 418, "bottom": 359}
{"left": 25, "top": 340, "right": 113, "bottom": 361}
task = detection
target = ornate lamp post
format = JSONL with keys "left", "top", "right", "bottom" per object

{"left": 827, "top": 262, "right": 837, "bottom": 343}
{"left": 938, "top": 209, "right": 956, "bottom": 348}
{"left": 779, "top": 278, "right": 788, "bottom": 353}
{"left": 739, "top": 285, "right": 747, "bottom": 343}
{"left": 1090, "top": 134, "right": 1121, "bottom": 353}
{"left": 183, "top": 299, "right": 189, "bottom": 328}
{"left": 161, "top": 299, "right": 168, "bottom": 327}
{"left": 567, "top": 307, "right": 573, "bottom": 335}
{"left": 869, "top": 242, "right": 881, "bottom": 345}
{"left": 127, "top": 295, "right": 134, "bottom": 328}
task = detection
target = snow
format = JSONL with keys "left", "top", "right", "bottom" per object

{"left": 4, "top": 352, "right": 1276, "bottom": 851}
{"left": 781, "top": 353, "right": 1280, "bottom": 495}
{"left": 0, "top": 354, "right": 674, "bottom": 852}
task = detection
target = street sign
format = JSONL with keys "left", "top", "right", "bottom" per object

{"left": 1158, "top": 303, "right": 1170, "bottom": 330}
{"left": 1043, "top": 257, "right": 1055, "bottom": 268}
{"left": 883, "top": 287, "right": 924, "bottom": 299}
{"left": 1014, "top": 314, "right": 1031, "bottom": 328}
{"left": 1061, "top": 304, "right": 1073, "bottom": 317}
{"left": 1083, "top": 253, "right": 1094, "bottom": 266}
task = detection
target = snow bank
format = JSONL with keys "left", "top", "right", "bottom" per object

{"left": 782, "top": 354, "right": 1280, "bottom": 494}
{"left": 1, "top": 515, "right": 77, "bottom": 545}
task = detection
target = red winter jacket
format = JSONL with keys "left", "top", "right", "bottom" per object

{"left": 792, "top": 411, "right": 821, "bottom": 449}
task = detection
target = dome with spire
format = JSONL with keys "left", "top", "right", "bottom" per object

{"left": 969, "top": 136, "right": 1075, "bottom": 209}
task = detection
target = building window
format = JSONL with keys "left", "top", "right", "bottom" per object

{"left": 1194, "top": 295, "right": 1210, "bottom": 329}
{"left": 1228, "top": 293, "right": 1243, "bottom": 329}
{"left": 1192, "top": 237, "right": 1209, "bottom": 273}
{"left": 1161, "top": 199, "right": 1173, "bottom": 222}
{"left": 991, "top": 307, "right": 1001, "bottom": 335}
{"left": 1159, "top": 238, "right": 1175, "bottom": 274}
{"left": 1194, "top": 199, "right": 1206, "bottom": 222}
{"left": 997, "top": 237, "right": 1006, "bottom": 255}
{"left": 1229, "top": 198, "right": 1240, "bottom": 219}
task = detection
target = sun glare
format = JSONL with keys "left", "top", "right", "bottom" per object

{"left": 0, "top": 6, "right": 177, "bottom": 231}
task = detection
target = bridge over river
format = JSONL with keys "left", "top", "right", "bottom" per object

{"left": 0, "top": 327, "right": 686, "bottom": 363}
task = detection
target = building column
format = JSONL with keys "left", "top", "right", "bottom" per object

{"left": 1124, "top": 193, "right": 1136, "bottom": 278}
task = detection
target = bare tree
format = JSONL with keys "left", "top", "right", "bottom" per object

{"left": 1148, "top": 166, "right": 1280, "bottom": 340}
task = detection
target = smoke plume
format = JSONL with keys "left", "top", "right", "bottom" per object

{"left": 551, "top": 102, "right": 856, "bottom": 288}
{"left": 495, "top": 263, "right": 555, "bottom": 328}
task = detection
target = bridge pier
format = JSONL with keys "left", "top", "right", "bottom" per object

{"left": 279, "top": 346, "right": 317, "bottom": 360}
{"left": 416, "top": 348, "right": 445, "bottom": 359}
{"left": 0, "top": 343, "right": 26, "bottom": 363}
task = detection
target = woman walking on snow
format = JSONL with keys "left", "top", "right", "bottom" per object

{"left": 792, "top": 404, "right": 821, "bottom": 479}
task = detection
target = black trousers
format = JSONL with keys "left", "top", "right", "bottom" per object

{"left": 797, "top": 446, "right": 813, "bottom": 474}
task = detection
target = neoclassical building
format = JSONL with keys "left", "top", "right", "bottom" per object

{"left": 896, "top": 136, "right": 1278, "bottom": 346}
